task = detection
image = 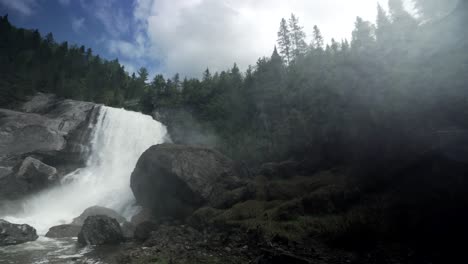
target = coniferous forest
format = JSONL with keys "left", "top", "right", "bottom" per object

{"left": 1, "top": 1, "right": 467, "bottom": 167}
{"left": 1, "top": 0, "right": 468, "bottom": 262}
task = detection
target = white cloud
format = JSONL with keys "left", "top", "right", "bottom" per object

{"left": 108, "top": 39, "right": 145, "bottom": 58}
{"left": 71, "top": 17, "right": 85, "bottom": 33}
{"left": 120, "top": 59, "right": 139, "bottom": 75}
{"left": 0, "top": 0, "right": 37, "bottom": 16}
{"left": 80, "top": 0, "right": 130, "bottom": 37}
{"left": 58, "top": 0, "right": 70, "bottom": 6}
{"left": 131, "top": 0, "right": 388, "bottom": 77}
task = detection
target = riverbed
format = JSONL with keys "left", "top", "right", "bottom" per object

{"left": 0, "top": 236, "right": 125, "bottom": 264}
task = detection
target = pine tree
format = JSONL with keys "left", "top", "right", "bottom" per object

{"left": 388, "top": 0, "right": 417, "bottom": 48}
{"left": 389, "top": 0, "right": 416, "bottom": 25}
{"left": 271, "top": 46, "right": 283, "bottom": 64}
{"left": 376, "top": 4, "right": 391, "bottom": 43}
{"left": 137, "top": 67, "right": 148, "bottom": 83}
{"left": 312, "top": 25, "right": 324, "bottom": 50}
{"left": 330, "top": 38, "right": 339, "bottom": 53}
{"left": 203, "top": 68, "right": 212, "bottom": 81}
{"left": 277, "top": 18, "right": 291, "bottom": 64}
{"left": 288, "top": 14, "right": 307, "bottom": 59}
{"left": 151, "top": 74, "right": 166, "bottom": 96}
{"left": 351, "top": 17, "right": 376, "bottom": 51}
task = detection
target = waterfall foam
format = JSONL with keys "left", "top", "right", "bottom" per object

{"left": 2, "top": 106, "right": 168, "bottom": 235}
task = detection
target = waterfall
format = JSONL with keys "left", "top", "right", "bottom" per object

{"left": 2, "top": 106, "right": 168, "bottom": 235}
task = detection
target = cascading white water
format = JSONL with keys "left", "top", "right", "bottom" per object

{"left": 2, "top": 106, "right": 168, "bottom": 235}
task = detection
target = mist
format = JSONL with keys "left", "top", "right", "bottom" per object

{"left": 0, "top": 0, "right": 468, "bottom": 263}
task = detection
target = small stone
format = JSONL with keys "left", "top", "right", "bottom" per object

{"left": 225, "top": 247, "right": 231, "bottom": 252}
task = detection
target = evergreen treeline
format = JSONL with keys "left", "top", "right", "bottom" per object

{"left": 1, "top": 0, "right": 467, "bottom": 172}
{"left": 0, "top": 15, "right": 150, "bottom": 107}
{"left": 140, "top": 0, "right": 468, "bottom": 170}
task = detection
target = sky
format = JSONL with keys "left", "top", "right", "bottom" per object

{"left": 0, "top": 0, "right": 391, "bottom": 78}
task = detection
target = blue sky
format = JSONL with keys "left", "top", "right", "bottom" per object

{"left": 0, "top": 0, "right": 388, "bottom": 78}
{"left": 0, "top": 0, "right": 158, "bottom": 76}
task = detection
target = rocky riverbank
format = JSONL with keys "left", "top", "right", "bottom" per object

{"left": 0, "top": 93, "right": 100, "bottom": 201}
{"left": 118, "top": 141, "right": 468, "bottom": 263}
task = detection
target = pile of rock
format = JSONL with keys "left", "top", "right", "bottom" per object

{"left": 0, "top": 219, "right": 38, "bottom": 246}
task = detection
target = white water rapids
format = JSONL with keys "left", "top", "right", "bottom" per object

{"left": 1, "top": 106, "right": 168, "bottom": 235}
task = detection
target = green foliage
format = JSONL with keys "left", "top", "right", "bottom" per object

{"left": 3, "top": 1, "right": 467, "bottom": 171}
{"left": 277, "top": 18, "right": 291, "bottom": 64}
{"left": 311, "top": 25, "right": 324, "bottom": 50}
{"left": 146, "top": 5, "right": 468, "bottom": 169}
{"left": 0, "top": 15, "right": 146, "bottom": 107}
{"left": 288, "top": 14, "right": 308, "bottom": 59}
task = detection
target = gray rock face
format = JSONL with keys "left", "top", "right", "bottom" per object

{"left": 130, "top": 207, "right": 157, "bottom": 226}
{"left": 0, "top": 156, "right": 58, "bottom": 199}
{"left": 0, "top": 93, "right": 101, "bottom": 199}
{"left": 45, "top": 224, "right": 81, "bottom": 238}
{"left": 0, "top": 109, "right": 66, "bottom": 156}
{"left": 130, "top": 144, "right": 245, "bottom": 220}
{"left": 121, "top": 221, "right": 136, "bottom": 239}
{"left": 19, "top": 93, "right": 58, "bottom": 113}
{"left": 134, "top": 221, "right": 159, "bottom": 241}
{"left": 16, "top": 157, "right": 58, "bottom": 190}
{"left": 77, "top": 215, "right": 123, "bottom": 245}
{"left": 0, "top": 166, "right": 12, "bottom": 179}
{"left": 0, "top": 219, "right": 38, "bottom": 246}
{"left": 72, "top": 206, "right": 126, "bottom": 226}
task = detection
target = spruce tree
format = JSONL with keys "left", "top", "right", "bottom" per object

{"left": 376, "top": 4, "right": 391, "bottom": 44}
{"left": 288, "top": 14, "right": 307, "bottom": 59}
{"left": 277, "top": 18, "right": 291, "bottom": 64}
{"left": 312, "top": 25, "right": 324, "bottom": 50}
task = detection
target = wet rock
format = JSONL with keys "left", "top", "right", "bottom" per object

{"left": 121, "top": 221, "right": 136, "bottom": 239}
{"left": 130, "top": 144, "right": 245, "bottom": 220}
{"left": 72, "top": 206, "right": 126, "bottom": 226}
{"left": 254, "top": 248, "right": 310, "bottom": 264}
{"left": 0, "top": 219, "right": 38, "bottom": 246}
{"left": 45, "top": 224, "right": 81, "bottom": 238}
{"left": 77, "top": 215, "right": 123, "bottom": 245}
{"left": 134, "top": 221, "right": 159, "bottom": 241}
{"left": 18, "top": 93, "right": 57, "bottom": 113}
{"left": 259, "top": 160, "right": 301, "bottom": 179}
{"left": 0, "top": 93, "right": 101, "bottom": 199}
{"left": 130, "top": 207, "right": 157, "bottom": 226}
{"left": 0, "top": 109, "right": 65, "bottom": 157}
{"left": 0, "top": 157, "right": 58, "bottom": 199}
{"left": 16, "top": 157, "right": 58, "bottom": 189}
{"left": 0, "top": 166, "right": 12, "bottom": 179}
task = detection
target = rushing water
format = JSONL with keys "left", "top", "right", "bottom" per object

{"left": 0, "top": 106, "right": 168, "bottom": 263}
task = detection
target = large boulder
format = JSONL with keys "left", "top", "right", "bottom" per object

{"left": 0, "top": 93, "right": 100, "bottom": 199}
{"left": 45, "top": 224, "right": 81, "bottom": 238}
{"left": 0, "top": 156, "right": 59, "bottom": 199}
{"left": 17, "top": 157, "right": 58, "bottom": 190}
{"left": 77, "top": 215, "right": 123, "bottom": 245}
{"left": 72, "top": 206, "right": 126, "bottom": 226}
{"left": 130, "top": 144, "right": 245, "bottom": 220}
{"left": 0, "top": 219, "right": 38, "bottom": 246}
